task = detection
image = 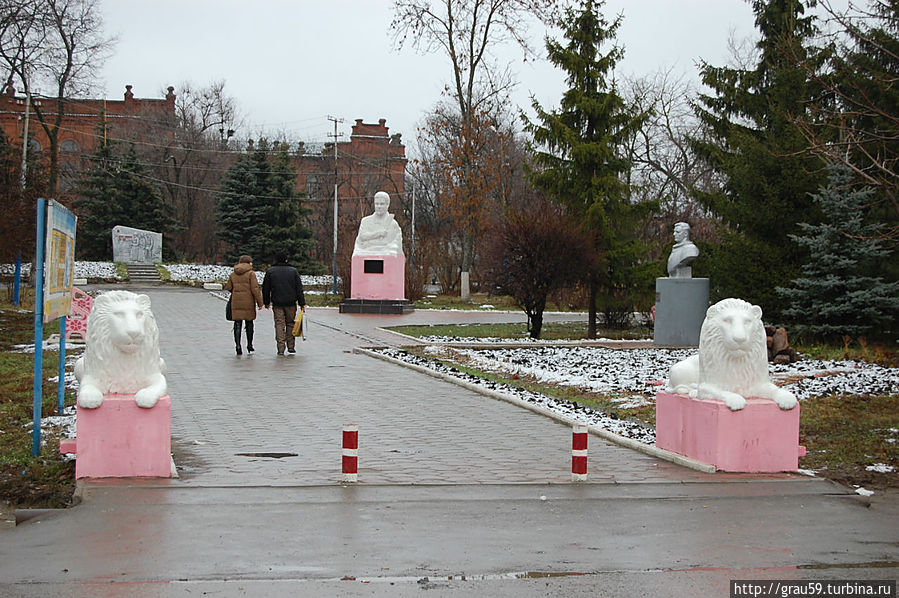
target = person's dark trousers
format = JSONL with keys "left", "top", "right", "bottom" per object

{"left": 233, "top": 320, "right": 254, "bottom": 354}
{"left": 272, "top": 305, "right": 297, "bottom": 355}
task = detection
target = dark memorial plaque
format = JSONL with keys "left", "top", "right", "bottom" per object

{"left": 364, "top": 259, "right": 384, "bottom": 274}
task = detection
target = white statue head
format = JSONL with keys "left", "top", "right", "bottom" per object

{"left": 673, "top": 222, "right": 690, "bottom": 244}
{"left": 373, "top": 191, "right": 390, "bottom": 216}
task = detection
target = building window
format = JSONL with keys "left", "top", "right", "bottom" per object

{"left": 59, "top": 162, "right": 78, "bottom": 192}
{"left": 27, "top": 138, "right": 41, "bottom": 153}
{"left": 60, "top": 139, "right": 79, "bottom": 153}
{"left": 305, "top": 174, "right": 320, "bottom": 195}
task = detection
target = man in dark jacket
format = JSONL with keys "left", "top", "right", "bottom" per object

{"left": 262, "top": 254, "right": 306, "bottom": 355}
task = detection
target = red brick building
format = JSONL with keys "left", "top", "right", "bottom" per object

{"left": 0, "top": 83, "right": 176, "bottom": 193}
{"left": 1, "top": 82, "right": 408, "bottom": 267}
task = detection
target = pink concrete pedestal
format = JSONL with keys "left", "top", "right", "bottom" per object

{"left": 73, "top": 394, "right": 172, "bottom": 479}
{"left": 655, "top": 391, "right": 802, "bottom": 472}
{"left": 350, "top": 255, "right": 405, "bottom": 300}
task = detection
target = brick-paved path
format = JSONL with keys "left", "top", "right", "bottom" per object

{"left": 148, "top": 287, "right": 723, "bottom": 486}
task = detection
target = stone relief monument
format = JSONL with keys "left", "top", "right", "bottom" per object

{"left": 112, "top": 225, "right": 162, "bottom": 264}
{"left": 340, "top": 191, "right": 413, "bottom": 314}
{"left": 655, "top": 298, "right": 802, "bottom": 473}
{"left": 653, "top": 222, "right": 709, "bottom": 346}
{"left": 74, "top": 290, "right": 168, "bottom": 409}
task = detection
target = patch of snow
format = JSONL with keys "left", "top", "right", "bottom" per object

{"left": 164, "top": 264, "right": 232, "bottom": 282}
{"left": 854, "top": 487, "right": 875, "bottom": 496}
{"left": 796, "top": 469, "right": 817, "bottom": 477}
{"left": 12, "top": 337, "right": 62, "bottom": 353}
{"left": 4, "top": 261, "right": 122, "bottom": 279}
{"left": 419, "top": 345, "right": 898, "bottom": 402}
{"left": 41, "top": 406, "right": 76, "bottom": 436}
{"left": 424, "top": 345, "right": 692, "bottom": 396}
{"left": 865, "top": 463, "right": 895, "bottom": 473}
{"left": 163, "top": 264, "right": 337, "bottom": 287}
{"left": 421, "top": 336, "right": 652, "bottom": 345}
{"left": 0, "top": 262, "right": 31, "bottom": 277}
{"left": 75, "top": 262, "right": 119, "bottom": 279}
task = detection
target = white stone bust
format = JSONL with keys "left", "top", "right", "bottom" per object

{"left": 667, "top": 222, "right": 699, "bottom": 278}
{"left": 353, "top": 191, "right": 404, "bottom": 257}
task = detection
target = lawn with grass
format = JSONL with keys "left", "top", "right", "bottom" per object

{"left": 0, "top": 293, "right": 76, "bottom": 521}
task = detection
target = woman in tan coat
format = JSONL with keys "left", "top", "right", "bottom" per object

{"left": 224, "top": 255, "right": 264, "bottom": 355}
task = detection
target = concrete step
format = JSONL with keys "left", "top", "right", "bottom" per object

{"left": 125, "top": 264, "right": 161, "bottom": 282}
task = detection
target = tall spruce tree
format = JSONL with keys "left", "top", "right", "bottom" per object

{"left": 689, "top": 0, "right": 826, "bottom": 319}
{"left": 74, "top": 121, "right": 121, "bottom": 259}
{"left": 264, "top": 142, "right": 317, "bottom": 270}
{"left": 523, "top": 0, "right": 653, "bottom": 335}
{"left": 75, "top": 119, "right": 176, "bottom": 260}
{"left": 216, "top": 145, "right": 262, "bottom": 263}
{"left": 216, "top": 139, "right": 318, "bottom": 269}
{"left": 777, "top": 164, "right": 899, "bottom": 340}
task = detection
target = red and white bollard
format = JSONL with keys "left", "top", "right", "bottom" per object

{"left": 342, "top": 425, "right": 358, "bottom": 483}
{"left": 571, "top": 425, "right": 588, "bottom": 482}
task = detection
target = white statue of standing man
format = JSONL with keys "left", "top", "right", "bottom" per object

{"left": 667, "top": 222, "right": 699, "bottom": 278}
{"left": 353, "top": 191, "right": 404, "bottom": 257}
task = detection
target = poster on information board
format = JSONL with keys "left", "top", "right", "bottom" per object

{"left": 43, "top": 199, "right": 77, "bottom": 323}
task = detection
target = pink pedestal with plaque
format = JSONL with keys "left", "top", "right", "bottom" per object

{"left": 72, "top": 394, "right": 172, "bottom": 479}
{"left": 351, "top": 255, "right": 405, "bottom": 300}
{"left": 655, "top": 391, "right": 802, "bottom": 472}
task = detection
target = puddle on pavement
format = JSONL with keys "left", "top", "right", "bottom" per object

{"left": 235, "top": 452, "right": 298, "bottom": 458}
{"left": 798, "top": 561, "right": 899, "bottom": 570}
{"left": 335, "top": 571, "right": 587, "bottom": 584}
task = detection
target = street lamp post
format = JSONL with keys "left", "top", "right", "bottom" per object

{"left": 328, "top": 116, "right": 343, "bottom": 295}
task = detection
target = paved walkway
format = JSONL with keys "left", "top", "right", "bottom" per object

{"left": 154, "top": 287, "right": 719, "bottom": 486}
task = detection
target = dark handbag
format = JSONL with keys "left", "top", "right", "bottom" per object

{"left": 226, "top": 296, "right": 233, "bottom": 321}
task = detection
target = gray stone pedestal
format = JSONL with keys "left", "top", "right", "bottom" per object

{"left": 653, "top": 277, "right": 709, "bottom": 347}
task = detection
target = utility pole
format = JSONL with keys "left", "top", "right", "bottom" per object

{"left": 327, "top": 116, "right": 344, "bottom": 295}
{"left": 410, "top": 181, "right": 416, "bottom": 274}
{"left": 20, "top": 90, "right": 31, "bottom": 189}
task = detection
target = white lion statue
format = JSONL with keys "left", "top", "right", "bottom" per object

{"left": 74, "top": 290, "right": 167, "bottom": 409}
{"left": 666, "top": 298, "right": 797, "bottom": 411}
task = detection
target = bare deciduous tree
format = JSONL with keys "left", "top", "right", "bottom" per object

{"left": 0, "top": 0, "right": 114, "bottom": 195}
{"left": 619, "top": 69, "right": 723, "bottom": 262}
{"left": 392, "top": 0, "right": 558, "bottom": 300}
{"left": 157, "top": 80, "right": 243, "bottom": 261}
{"left": 413, "top": 98, "right": 521, "bottom": 294}
{"left": 486, "top": 200, "right": 596, "bottom": 338}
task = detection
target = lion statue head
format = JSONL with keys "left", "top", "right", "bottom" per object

{"left": 74, "top": 290, "right": 167, "bottom": 409}
{"left": 667, "top": 298, "right": 797, "bottom": 411}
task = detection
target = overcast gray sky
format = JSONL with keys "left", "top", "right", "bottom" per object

{"left": 98, "top": 1, "right": 780, "bottom": 145}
